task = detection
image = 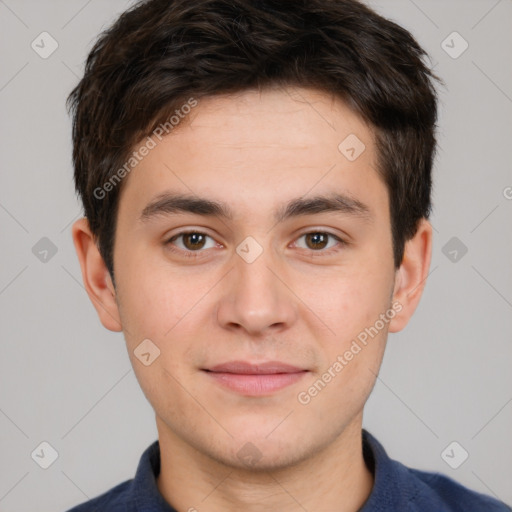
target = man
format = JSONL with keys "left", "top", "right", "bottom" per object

{"left": 66, "top": 0, "right": 510, "bottom": 510}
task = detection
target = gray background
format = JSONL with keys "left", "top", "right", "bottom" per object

{"left": 0, "top": 0, "right": 511, "bottom": 510}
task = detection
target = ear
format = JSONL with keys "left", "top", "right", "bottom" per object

{"left": 71, "top": 218, "right": 122, "bottom": 332}
{"left": 388, "top": 218, "right": 432, "bottom": 333}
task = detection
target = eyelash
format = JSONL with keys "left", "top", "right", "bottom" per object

{"left": 164, "top": 230, "right": 347, "bottom": 259}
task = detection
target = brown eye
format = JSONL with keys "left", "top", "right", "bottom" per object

{"left": 294, "top": 231, "right": 345, "bottom": 253}
{"left": 182, "top": 232, "right": 207, "bottom": 250}
{"left": 304, "top": 232, "right": 329, "bottom": 250}
{"left": 167, "top": 231, "right": 216, "bottom": 253}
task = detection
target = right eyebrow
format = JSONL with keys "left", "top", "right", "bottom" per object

{"left": 140, "top": 193, "right": 234, "bottom": 222}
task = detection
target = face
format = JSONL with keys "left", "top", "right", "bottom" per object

{"left": 106, "top": 87, "right": 403, "bottom": 469}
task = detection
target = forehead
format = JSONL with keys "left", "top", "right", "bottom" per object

{"left": 171, "top": 87, "right": 370, "bottom": 155}
{"left": 117, "top": 87, "right": 388, "bottom": 225}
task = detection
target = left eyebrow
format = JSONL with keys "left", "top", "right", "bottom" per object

{"left": 275, "top": 193, "right": 373, "bottom": 224}
{"left": 139, "top": 192, "right": 373, "bottom": 224}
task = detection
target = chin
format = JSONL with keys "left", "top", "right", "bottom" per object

{"left": 202, "top": 431, "right": 316, "bottom": 473}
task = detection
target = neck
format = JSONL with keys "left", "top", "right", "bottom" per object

{"left": 156, "top": 418, "right": 374, "bottom": 512}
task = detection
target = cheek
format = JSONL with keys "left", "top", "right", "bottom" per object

{"left": 115, "top": 249, "right": 211, "bottom": 341}
{"left": 302, "top": 266, "right": 392, "bottom": 341}
{"left": 130, "top": 358, "right": 201, "bottom": 434}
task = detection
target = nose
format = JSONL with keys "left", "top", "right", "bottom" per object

{"left": 216, "top": 242, "right": 298, "bottom": 336}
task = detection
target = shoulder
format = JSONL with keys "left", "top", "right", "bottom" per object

{"left": 362, "top": 430, "right": 511, "bottom": 511}
{"left": 64, "top": 478, "right": 133, "bottom": 512}
{"left": 408, "top": 467, "right": 511, "bottom": 511}
{"left": 63, "top": 439, "right": 167, "bottom": 512}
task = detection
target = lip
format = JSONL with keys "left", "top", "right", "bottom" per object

{"left": 207, "top": 360, "right": 305, "bottom": 374}
{"left": 203, "top": 360, "right": 308, "bottom": 396}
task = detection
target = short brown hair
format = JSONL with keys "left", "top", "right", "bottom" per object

{"left": 67, "top": 0, "right": 441, "bottom": 277}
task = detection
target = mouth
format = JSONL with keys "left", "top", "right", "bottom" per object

{"left": 202, "top": 360, "right": 309, "bottom": 396}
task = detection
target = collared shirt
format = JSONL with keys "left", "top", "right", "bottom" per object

{"left": 66, "top": 429, "right": 510, "bottom": 511}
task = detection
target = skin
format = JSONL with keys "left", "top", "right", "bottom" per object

{"left": 73, "top": 86, "right": 432, "bottom": 512}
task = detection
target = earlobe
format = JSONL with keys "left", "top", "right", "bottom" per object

{"left": 388, "top": 218, "right": 433, "bottom": 333}
{"left": 71, "top": 218, "right": 123, "bottom": 332}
